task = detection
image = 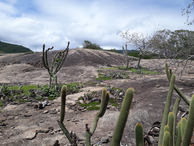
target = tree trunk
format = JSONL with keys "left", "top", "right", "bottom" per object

{"left": 136, "top": 54, "right": 142, "bottom": 69}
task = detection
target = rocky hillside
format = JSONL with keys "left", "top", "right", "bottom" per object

{"left": 0, "top": 49, "right": 138, "bottom": 68}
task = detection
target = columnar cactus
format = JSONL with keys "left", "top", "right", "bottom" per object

{"left": 42, "top": 42, "right": 70, "bottom": 87}
{"left": 110, "top": 88, "right": 134, "bottom": 146}
{"left": 135, "top": 123, "right": 144, "bottom": 146}
{"left": 158, "top": 74, "right": 175, "bottom": 146}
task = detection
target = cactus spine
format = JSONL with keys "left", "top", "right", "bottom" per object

{"left": 158, "top": 74, "right": 175, "bottom": 146}
{"left": 135, "top": 123, "right": 144, "bottom": 146}
{"left": 182, "top": 94, "right": 194, "bottom": 146}
{"left": 110, "top": 88, "right": 134, "bottom": 146}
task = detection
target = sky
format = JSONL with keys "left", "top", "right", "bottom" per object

{"left": 0, "top": 0, "right": 193, "bottom": 52}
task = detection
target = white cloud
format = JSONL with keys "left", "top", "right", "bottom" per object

{"left": 0, "top": 0, "right": 193, "bottom": 52}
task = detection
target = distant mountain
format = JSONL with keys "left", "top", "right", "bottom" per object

{"left": 0, "top": 41, "right": 33, "bottom": 53}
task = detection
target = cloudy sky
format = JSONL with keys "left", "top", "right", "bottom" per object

{"left": 0, "top": 0, "right": 193, "bottom": 52}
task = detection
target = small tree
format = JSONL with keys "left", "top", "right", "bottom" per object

{"left": 82, "top": 40, "right": 103, "bottom": 50}
{"left": 42, "top": 42, "right": 70, "bottom": 87}
{"left": 120, "top": 30, "right": 153, "bottom": 69}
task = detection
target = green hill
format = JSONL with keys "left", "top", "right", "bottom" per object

{"left": 0, "top": 41, "right": 33, "bottom": 53}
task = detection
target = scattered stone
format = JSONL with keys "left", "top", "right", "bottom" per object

{"left": 156, "top": 85, "right": 160, "bottom": 88}
{"left": 35, "top": 128, "right": 50, "bottom": 133}
{"left": 50, "top": 109, "right": 57, "bottom": 114}
{"left": 119, "top": 92, "right": 124, "bottom": 97}
{"left": 21, "top": 130, "right": 37, "bottom": 140}
{"left": 38, "top": 100, "right": 48, "bottom": 109}
{"left": 23, "top": 114, "right": 32, "bottom": 117}
{"left": 79, "top": 100, "right": 84, "bottom": 104}
{"left": 14, "top": 116, "right": 19, "bottom": 119}
{"left": 43, "top": 110, "right": 49, "bottom": 114}
{"left": 100, "top": 136, "right": 109, "bottom": 143}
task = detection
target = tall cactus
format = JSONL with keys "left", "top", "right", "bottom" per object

{"left": 42, "top": 42, "right": 70, "bottom": 87}
{"left": 110, "top": 88, "right": 134, "bottom": 146}
{"left": 158, "top": 74, "right": 175, "bottom": 146}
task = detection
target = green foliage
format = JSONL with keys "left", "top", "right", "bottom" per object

{"left": 0, "top": 41, "right": 33, "bottom": 53}
{"left": 78, "top": 102, "right": 100, "bottom": 111}
{"left": 107, "top": 49, "right": 119, "bottom": 53}
{"left": 82, "top": 40, "right": 103, "bottom": 50}
{"left": 40, "top": 85, "right": 59, "bottom": 98}
{"left": 127, "top": 50, "right": 157, "bottom": 59}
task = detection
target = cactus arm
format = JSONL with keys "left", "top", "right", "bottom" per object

{"left": 165, "top": 63, "right": 190, "bottom": 106}
{"left": 85, "top": 124, "right": 92, "bottom": 146}
{"left": 135, "top": 123, "right": 144, "bottom": 146}
{"left": 182, "top": 95, "right": 194, "bottom": 146}
{"left": 158, "top": 74, "right": 176, "bottom": 146}
{"left": 57, "top": 85, "right": 76, "bottom": 145}
{"left": 110, "top": 88, "right": 134, "bottom": 146}
{"left": 58, "top": 122, "right": 73, "bottom": 143}
{"left": 162, "top": 131, "right": 170, "bottom": 146}
{"left": 85, "top": 89, "right": 109, "bottom": 146}
{"left": 175, "top": 121, "right": 181, "bottom": 146}
{"left": 172, "top": 98, "right": 180, "bottom": 146}
{"left": 167, "top": 112, "right": 174, "bottom": 146}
